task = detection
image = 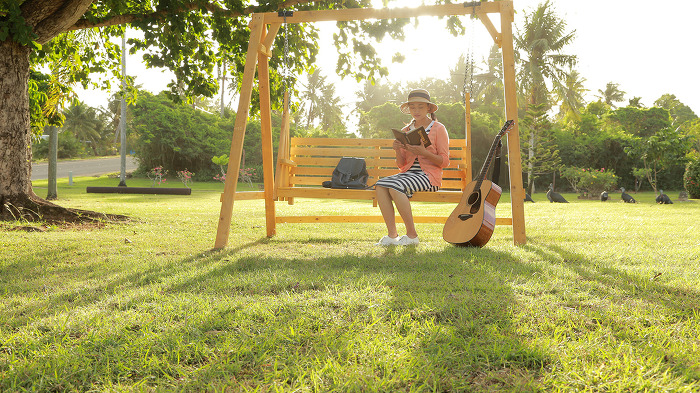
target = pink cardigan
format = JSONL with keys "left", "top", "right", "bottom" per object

{"left": 396, "top": 121, "right": 450, "bottom": 186}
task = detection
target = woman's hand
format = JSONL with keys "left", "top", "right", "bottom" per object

{"left": 404, "top": 143, "right": 428, "bottom": 156}
{"left": 405, "top": 143, "right": 443, "bottom": 166}
{"left": 392, "top": 139, "right": 405, "bottom": 151}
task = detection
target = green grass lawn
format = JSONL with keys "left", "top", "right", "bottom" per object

{"left": 2, "top": 176, "right": 699, "bottom": 392}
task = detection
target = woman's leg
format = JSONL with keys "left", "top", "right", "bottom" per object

{"left": 389, "top": 188, "right": 418, "bottom": 238}
{"left": 376, "top": 186, "right": 399, "bottom": 237}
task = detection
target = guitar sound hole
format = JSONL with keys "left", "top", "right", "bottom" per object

{"left": 470, "top": 201, "right": 481, "bottom": 214}
{"left": 467, "top": 191, "right": 481, "bottom": 214}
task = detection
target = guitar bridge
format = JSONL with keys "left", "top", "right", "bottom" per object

{"left": 458, "top": 214, "right": 473, "bottom": 221}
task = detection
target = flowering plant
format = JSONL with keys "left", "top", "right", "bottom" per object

{"left": 148, "top": 166, "right": 167, "bottom": 187}
{"left": 176, "top": 169, "right": 194, "bottom": 188}
{"left": 560, "top": 166, "right": 585, "bottom": 193}
{"left": 578, "top": 168, "right": 618, "bottom": 196}
{"left": 561, "top": 166, "right": 617, "bottom": 197}
{"left": 239, "top": 167, "right": 256, "bottom": 187}
{"left": 212, "top": 154, "right": 228, "bottom": 183}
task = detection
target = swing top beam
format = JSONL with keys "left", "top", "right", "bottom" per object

{"left": 214, "top": 0, "right": 525, "bottom": 249}
{"left": 262, "top": 2, "right": 503, "bottom": 23}
{"left": 261, "top": 2, "right": 507, "bottom": 47}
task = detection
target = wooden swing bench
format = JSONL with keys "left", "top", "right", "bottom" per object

{"left": 271, "top": 136, "right": 513, "bottom": 226}
{"left": 214, "top": 2, "right": 527, "bottom": 248}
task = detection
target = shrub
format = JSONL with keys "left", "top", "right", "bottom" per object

{"left": 560, "top": 166, "right": 584, "bottom": 193}
{"left": 130, "top": 92, "right": 233, "bottom": 178}
{"left": 561, "top": 166, "right": 618, "bottom": 197}
{"left": 32, "top": 131, "right": 85, "bottom": 160}
{"left": 579, "top": 168, "right": 618, "bottom": 196}
{"left": 130, "top": 91, "right": 284, "bottom": 182}
{"left": 684, "top": 155, "right": 700, "bottom": 198}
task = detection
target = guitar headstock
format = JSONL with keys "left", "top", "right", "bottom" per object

{"left": 499, "top": 120, "right": 515, "bottom": 137}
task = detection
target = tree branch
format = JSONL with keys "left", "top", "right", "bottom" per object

{"left": 29, "top": 0, "right": 96, "bottom": 44}
{"left": 21, "top": 0, "right": 65, "bottom": 27}
{"left": 68, "top": 0, "right": 327, "bottom": 31}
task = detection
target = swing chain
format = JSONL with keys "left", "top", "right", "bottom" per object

{"left": 462, "top": 7, "right": 476, "bottom": 103}
{"left": 281, "top": 11, "right": 292, "bottom": 94}
{"left": 462, "top": 52, "right": 471, "bottom": 101}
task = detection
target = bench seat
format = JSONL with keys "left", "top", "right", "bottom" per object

{"left": 275, "top": 186, "right": 465, "bottom": 203}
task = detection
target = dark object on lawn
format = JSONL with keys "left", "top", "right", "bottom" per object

{"left": 620, "top": 187, "right": 636, "bottom": 203}
{"left": 600, "top": 191, "right": 609, "bottom": 202}
{"left": 10, "top": 225, "right": 46, "bottom": 232}
{"left": 524, "top": 193, "right": 535, "bottom": 203}
{"left": 547, "top": 183, "right": 568, "bottom": 203}
{"left": 678, "top": 190, "right": 689, "bottom": 201}
{"left": 86, "top": 187, "right": 191, "bottom": 195}
{"left": 655, "top": 190, "right": 673, "bottom": 204}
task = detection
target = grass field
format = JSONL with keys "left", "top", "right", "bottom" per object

{"left": 1, "top": 176, "right": 699, "bottom": 392}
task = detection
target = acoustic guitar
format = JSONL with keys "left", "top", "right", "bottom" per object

{"left": 443, "top": 120, "right": 514, "bottom": 247}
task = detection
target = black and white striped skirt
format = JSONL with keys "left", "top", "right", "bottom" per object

{"left": 375, "top": 167, "right": 439, "bottom": 198}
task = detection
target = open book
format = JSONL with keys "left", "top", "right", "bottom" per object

{"left": 391, "top": 126, "right": 431, "bottom": 147}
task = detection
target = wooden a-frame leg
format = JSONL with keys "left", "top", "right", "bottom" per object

{"left": 214, "top": 14, "right": 265, "bottom": 249}
{"left": 258, "top": 24, "right": 278, "bottom": 237}
{"left": 500, "top": 2, "right": 526, "bottom": 245}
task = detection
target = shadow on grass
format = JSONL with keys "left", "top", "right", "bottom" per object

{"left": 0, "top": 240, "right": 267, "bottom": 325}
{"left": 524, "top": 239, "right": 700, "bottom": 384}
{"left": 2, "top": 236, "right": 550, "bottom": 390}
{"left": 526, "top": 239, "right": 700, "bottom": 311}
{"left": 161, "top": 243, "right": 552, "bottom": 390}
{"left": 3, "top": 235, "right": 699, "bottom": 390}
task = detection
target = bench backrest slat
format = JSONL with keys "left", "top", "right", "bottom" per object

{"left": 287, "top": 137, "right": 469, "bottom": 191}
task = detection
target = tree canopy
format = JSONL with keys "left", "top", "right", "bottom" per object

{"left": 0, "top": 0, "right": 415, "bottom": 222}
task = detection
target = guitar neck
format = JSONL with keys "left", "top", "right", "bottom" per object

{"left": 472, "top": 120, "right": 512, "bottom": 191}
{"left": 473, "top": 134, "right": 502, "bottom": 190}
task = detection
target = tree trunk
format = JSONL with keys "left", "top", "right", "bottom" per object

{"left": 0, "top": 40, "right": 125, "bottom": 223}
{"left": 0, "top": 40, "right": 34, "bottom": 208}
{"left": 528, "top": 130, "right": 535, "bottom": 194}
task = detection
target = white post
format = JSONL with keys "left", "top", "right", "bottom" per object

{"left": 118, "top": 31, "right": 128, "bottom": 187}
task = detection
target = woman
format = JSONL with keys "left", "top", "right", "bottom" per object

{"left": 375, "top": 89, "right": 450, "bottom": 246}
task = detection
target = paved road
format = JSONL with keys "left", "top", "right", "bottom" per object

{"left": 32, "top": 156, "right": 139, "bottom": 181}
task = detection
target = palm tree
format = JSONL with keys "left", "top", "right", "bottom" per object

{"left": 355, "top": 80, "right": 401, "bottom": 113}
{"left": 447, "top": 54, "right": 469, "bottom": 104}
{"left": 318, "top": 84, "right": 346, "bottom": 132}
{"left": 472, "top": 44, "right": 504, "bottom": 112}
{"left": 596, "top": 82, "right": 626, "bottom": 108}
{"left": 515, "top": 0, "right": 576, "bottom": 193}
{"left": 516, "top": 1, "right": 577, "bottom": 109}
{"left": 299, "top": 69, "right": 326, "bottom": 129}
{"left": 554, "top": 68, "right": 587, "bottom": 122}
{"left": 628, "top": 97, "right": 644, "bottom": 108}
{"left": 62, "top": 101, "right": 102, "bottom": 155}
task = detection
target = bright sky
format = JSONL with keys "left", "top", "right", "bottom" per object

{"left": 77, "top": 0, "right": 700, "bottom": 117}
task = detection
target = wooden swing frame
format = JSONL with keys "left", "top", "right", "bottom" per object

{"left": 214, "top": 1, "right": 526, "bottom": 249}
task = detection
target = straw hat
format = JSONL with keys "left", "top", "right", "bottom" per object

{"left": 399, "top": 89, "right": 438, "bottom": 114}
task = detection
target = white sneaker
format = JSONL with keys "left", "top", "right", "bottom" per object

{"left": 376, "top": 235, "right": 400, "bottom": 246}
{"left": 398, "top": 235, "right": 419, "bottom": 245}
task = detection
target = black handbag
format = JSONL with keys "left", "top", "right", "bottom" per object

{"left": 322, "top": 157, "right": 369, "bottom": 189}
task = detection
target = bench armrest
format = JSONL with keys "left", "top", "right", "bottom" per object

{"left": 278, "top": 158, "right": 297, "bottom": 168}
